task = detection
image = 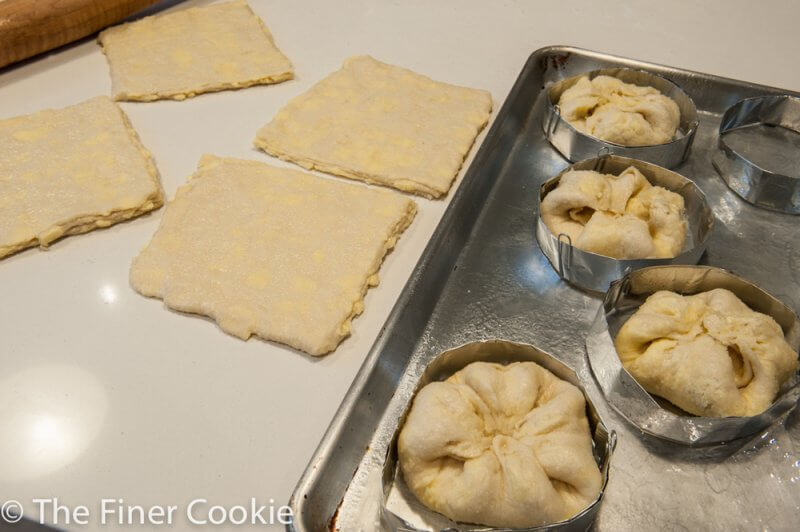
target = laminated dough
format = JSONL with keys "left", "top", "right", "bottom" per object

{"left": 398, "top": 361, "right": 602, "bottom": 528}
{"left": 615, "top": 289, "right": 799, "bottom": 417}
{"left": 0, "top": 96, "right": 163, "bottom": 259}
{"left": 99, "top": 1, "right": 293, "bottom": 101}
{"left": 254, "top": 55, "right": 492, "bottom": 199}
{"left": 558, "top": 75, "right": 680, "bottom": 146}
{"left": 540, "top": 166, "right": 687, "bottom": 259}
{"left": 130, "top": 155, "right": 416, "bottom": 356}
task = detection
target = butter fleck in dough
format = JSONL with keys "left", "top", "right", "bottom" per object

{"left": 615, "top": 289, "right": 799, "bottom": 417}
{"left": 99, "top": 1, "right": 293, "bottom": 102}
{"left": 398, "top": 361, "right": 602, "bottom": 528}
{"left": 0, "top": 96, "right": 163, "bottom": 259}
{"left": 130, "top": 156, "right": 417, "bottom": 356}
{"left": 558, "top": 75, "right": 680, "bottom": 146}
{"left": 254, "top": 55, "right": 492, "bottom": 199}
{"left": 540, "top": 166, "right": 687, "bottom": 259}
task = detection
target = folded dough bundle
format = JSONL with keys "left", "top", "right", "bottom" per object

{"left": 558, "top": 75, "right": 680, "bottom": 146}
{"left": 615, "top": 289, "right": 799, "bottom": 417}
{"left": 540, "top": 166, "right": 687, "bottom": 259}
{"left": 398, "top": 361, "right": 602, "bottom": 528}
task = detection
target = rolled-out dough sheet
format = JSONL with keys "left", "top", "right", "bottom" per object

{"left": 98, "top": 1, "right": 293, "bottom": 102}
{"left": 254, "top": 55, "right": 492, "bottom": 199}
{"left": 130, "top": 155, "right": 417, "bottom": 356}
{"left": 0, "top": 96, "right": 163, "bottom": 260}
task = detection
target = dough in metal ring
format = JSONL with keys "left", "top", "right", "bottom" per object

{"left": 615, "top": 289, "right": 799, "bottom": 417}
{"left": 398, "top": 361, "right": 602, "bottom": 528}
{"left": 541, "top": 166, "right": 687, "bottom": 259}
{"left": 559, "top": 75, "right": 680, "bottom": 146}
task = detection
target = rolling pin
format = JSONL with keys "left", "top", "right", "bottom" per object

{"left": 0, "top": 0, "right": 165, "bottom": 69}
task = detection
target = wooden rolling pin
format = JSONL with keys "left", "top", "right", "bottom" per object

{"left": 0, "top": 0, "right": 165, "bottom": 69}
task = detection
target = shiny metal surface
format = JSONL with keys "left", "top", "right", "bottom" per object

{"left": 536, "top": 155, "right": 713, "bottom": 293}
{"left": 586, "top": 265, "right": 800, "bottom": 445}
{"left": 290, "top": 46, "right": 800, "bottom": 531}
{"left": 712, "top": 95, "right": 800, "bottom": 214}
{"left": 542, "top": 68, "right": 698, "bottom": 168}
{"left": 379, "top": 340, "right": 615, "bottom": 532}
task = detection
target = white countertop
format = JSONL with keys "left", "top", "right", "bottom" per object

{"left": 2, "top": 1, "right": 799, "bottom": 530}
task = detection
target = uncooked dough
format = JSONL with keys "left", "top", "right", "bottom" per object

{"left": 398, "top": 361, "right": 602, "bottom": 528}
{"left": 99, "top": 1, "right": 293, "bottom": 101}
{"left": 0, "top": 96, "right": 163, "bottom": 259}
{"left": 558, "top": 75, "right": 680, "bottom": 146}
{"left": 540, "top": 166, "right": 687, "bottom": 259}
{"left": 254, "top": 55, "right": 492, "bottom": 199}
{"left": 615, "top": 289, "right": 799, "bottom": 417}
{"left": 130, "top": 155, "right": 416, "bottom": 356}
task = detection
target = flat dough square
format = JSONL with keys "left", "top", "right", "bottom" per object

{"left": 254, "top": 55, "right": 492, "bottom": 199}
{"left": 0, "top": 96, "right": 163, "bottom": 259}
{"left": 130, "top": 155, "right": 417, "bottom": 356}
{"left": 99, "top": 0, "right": 293, "bottom": 101}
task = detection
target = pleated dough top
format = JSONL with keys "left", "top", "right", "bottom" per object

{"left": 615, "top": 289, "right": 798, "bottom": 417}
{"left": 398, "top": 361, "right": 602, "bottom": 528}
{"left": 559, "top": 75, "right": 680, "bottom": 146}
{"left": 540, "top": 166, "right": 687, "bottom": 259}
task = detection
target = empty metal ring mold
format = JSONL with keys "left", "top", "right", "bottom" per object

{"left": 712, "top": 94, "right": 800, "bottom": 214}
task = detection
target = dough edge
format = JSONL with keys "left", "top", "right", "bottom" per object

{"left": 253, "top": 131, "right": 489, "bottom": 199}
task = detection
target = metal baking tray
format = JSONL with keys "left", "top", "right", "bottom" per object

{"left": 289, "top": 46, "right": 800, "bottom": 531}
